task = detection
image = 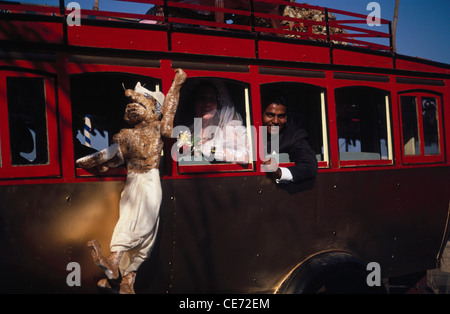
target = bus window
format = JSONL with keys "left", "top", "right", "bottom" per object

{"left": 399, "top": 93, "right": 443, "bottom": 163}
{"left": 335, "top": 87, "right": 393, "bottom": 166}
{"left": 7, "top": 77, "right": 49, "bottom": 165}
{"left": 260, "top": 82, "right": 328, "bottom": 167}
{"left": 70, "top": 72, "right": 162, "bottom": 173}
{"left": 174, "top": 78, "right": 253, "bottom": 173}
{"left": 400, "top": 96, "right": 420, "bottom": 156}
{"left": 422, "top": 97, "right": 440, "bottom": 155}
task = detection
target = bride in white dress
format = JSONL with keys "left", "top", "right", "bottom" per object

{"left": 177, "top": 80, "right": 250, "bottom": 164}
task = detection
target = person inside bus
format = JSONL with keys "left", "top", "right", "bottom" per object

{"left": 261, "top": 95, "right": 317, "bottom": 184}
{"left": 178, "top": 80, "right": 249, "bottom": 164}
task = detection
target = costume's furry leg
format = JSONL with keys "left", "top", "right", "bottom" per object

{"left": 87, "top": 240, "right": 123, "bottom": 280}
{"left": 120, "top": 271, "right": 136, "bottom": 294}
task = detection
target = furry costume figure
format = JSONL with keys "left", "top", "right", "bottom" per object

{"left": 76, "top": 69, "right": 186, "bottom": 293}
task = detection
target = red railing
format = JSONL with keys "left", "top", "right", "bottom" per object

{"left": 0, "top": 0, "right": 392, "bottom": 51}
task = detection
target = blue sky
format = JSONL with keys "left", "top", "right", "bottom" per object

{"left": 9, "top": 0, "right": 450, "bottom": 64}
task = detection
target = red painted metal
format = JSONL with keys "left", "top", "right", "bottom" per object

{"left": 68, "top": 25, "right": 168, "bottom": 51}
{"left": 396, "top": 58, "right": 450, "bottom": 75}
{"left": 171, "top": 32, "right": 255, "bottom": 57}
{"left": 0, "top": 0, "right": 448, "bottom": 185}
{"left": 0, "top": 3, "right": 59, "bottom": 15}
{"left": 340, "top": 159, "right": 393, "bottom": 168}
{"left": 169, "top": 17, "right": 251, "bottom": 31}
{"left": 166, "top": 0, "right": 249, "bottom": 17}
{"left": 76, "top": 167, "right": 127, "bottom": 177}
{"left": 0, "top": 20, "right": 63, "bottom": 44}
{"left": 178, "top": 162, "right": 253, "bottom": 174}
{"left": 0, "top": 71, "right": 60, "bottom": 179}
{"left": 72, "top": 8, "right": 163, "bottom": 22}
{"left": 333, "top": 49, "right": 394, "bottom": 68}
{"left": 258, "top": 41, "right": 330, "bottom": 63}
{"left": 0, "top": 74, "right": 10, "bottom": 176}
{"left": 0, "top": 0, "right": 393, "bottom": 51}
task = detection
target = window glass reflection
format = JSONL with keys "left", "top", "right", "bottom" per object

{"left": 400, "top": 96, "right": 420, "bottom": 156}
{"left": 336, "top": 87, "right": 389, "bottom": 161}
{"left": 7, "top": 77, "right": 49, "bottom": 165}
{"left": 422, "top": 97, "right": 440, "bottom": 155}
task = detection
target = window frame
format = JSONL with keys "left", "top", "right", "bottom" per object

{"left": 334, "top": 86, "right": 394, "bottom": 168}
{"left": 398, "top": 91, "right": 445, "bottom": 164}
{"left": 174, "top": 76, "right": 255, "bottom": 175}
{"left": 70, "top": 71, "right": 163, "bottom": 178}
{"left": 258, "top": 81, "right": 330, "bottom": 170}
{"left": 0, "top": 70, "right": 60, "bottom": 179}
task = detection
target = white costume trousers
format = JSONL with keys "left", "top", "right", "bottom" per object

{"left": 110, "top": 169, "right": 162, "bottom": 276}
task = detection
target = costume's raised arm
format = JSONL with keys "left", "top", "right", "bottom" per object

{"left": 160, "top": 68, "right": 187, "bottom": 138}
{"left": 76, "top": 142, "right": 124, "bottom": 171}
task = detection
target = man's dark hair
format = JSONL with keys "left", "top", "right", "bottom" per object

{"left": 262, "top": 95, "right": 288, "bottom": 112}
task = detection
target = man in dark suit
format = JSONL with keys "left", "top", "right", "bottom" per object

{"left": 262, "top": 96, "right": 317, "bottom": 184}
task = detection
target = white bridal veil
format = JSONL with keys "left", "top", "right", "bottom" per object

{"left": 179, "top": 80, "right": 250, "bottom": 164}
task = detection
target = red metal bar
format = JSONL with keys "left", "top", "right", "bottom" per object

{"left": 416, "top": 96, "right": 426, "bottom": 156}
{"left": 0, "top": 74, "right": 11, "bottom": 175}
{"left": 71, "top": 8, "right": 162, "bottom": 21}
{"left": 332, "top": 33, "right": 388, "bottom": 39}
{"left": 166, "top": 1, "right": 250, "bottom": 17}
{"left": 332, "top": 19, "right": 378, "bottom": 25}
{"left": 436, "top": 96, "right": 445, "bottom": 160}
{"left": 330, "top": 23, "right": 390, "bottom": 37}
{"left": 169, "top": 17, "right": 251, "bottom": 31}
{"left": 0, "top": 3, "right": 60, "bottom": 15}
{"left": 328, "top": 7, "right": 390, "bottom": 25}
{"left": 256, "top": 26, "right": 328, "bottom": 40}
{"left": 340, "top": 159, "right": 393, "bottom": 167}
{"left": 255, "top": 11, "right": 326, "bottom": 26}
{"left": 330, "top": 37, "right": 390, "bottom": 50}
{"left": 114, "top": 0, "right": 164, "bottom": 5}
{"left": 254, "top": 0, "right": 325, "bottom": 12}
{"left": 178, "top": 162, "right": 253, "bottom": 174}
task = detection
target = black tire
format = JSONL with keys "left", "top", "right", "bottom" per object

{"left": 278, "top": 251, "right": 386, "bottom": 294}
